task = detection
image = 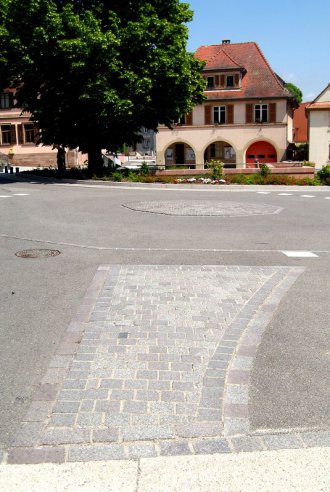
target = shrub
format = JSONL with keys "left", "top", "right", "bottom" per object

{"left": 111, "top": 171, "right": 122, "bottom": 181}
{"left": 317, "top": 165, "right": 330, "bottom": 185}
{"left": 208, "top": 160, "right": 223, "bottom": 180}
{"left": 139, "top": 161, "right": 150, "bottom": 176}
{"left": 303, "top": 161, "right": 315, "bottom": 167}
{"left": 259, "top": 163, "right": 270, "bottom": 177}
{"left": 224, "top": 173, "right": 248, "bottom": 184}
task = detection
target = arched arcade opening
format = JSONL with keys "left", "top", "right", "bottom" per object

{"left": 245, "top": 141, "right": 277, "bottom": 167}
{"left": 164, "top": 142, "right": 196, "bottom": 167}
{"left": 204, "top": 141, "right": 236, "bottom": 166}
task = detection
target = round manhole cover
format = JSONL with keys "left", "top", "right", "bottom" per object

{"left": 15, "top": 249, "right": 61, "bottom": 258}
{"left": 122, "top": 200, "right": 283, "bottom": 217}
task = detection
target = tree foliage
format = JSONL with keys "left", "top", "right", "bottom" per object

{"left": 285, "top": 82, "right": 303, "bottom": 105}
{"left": 0, "top": 0, "right": 205, "bottom": 171}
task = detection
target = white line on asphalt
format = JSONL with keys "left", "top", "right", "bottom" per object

{"left": 0, "top": 195, "right": 11, "bottom": 198}
{"left": 282, "top": 251, "right": 318, "bottom": 258}
{"left": 325, "top": 197, "right": 330, "bottom": 200}
{"left": 278, "top": 193, "right": 292, "bottom": 196}
{"left": 257, "top": 192, "right": 270, "bottom": 194}
{"left": 300, "top": 195, "right": 315, "bottom": 198}
{"left": 1, "top": 233, "right": 327, "bottom": 255}
{"left": 12, "top": 193, "right": 30, "bottom": 196}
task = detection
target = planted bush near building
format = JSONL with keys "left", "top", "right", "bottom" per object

{"left": 317, "top": 165, "right": 330, "bottom": 185}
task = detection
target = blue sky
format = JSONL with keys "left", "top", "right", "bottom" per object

{"left": 186, "top": 0, "right": 329, "bottom": 101}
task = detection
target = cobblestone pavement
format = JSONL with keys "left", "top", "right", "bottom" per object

{"left": 4, "top": 265, "right": 329, "bottom": 464}
{"left": 122, "top": 200, "right": 283, "bottom": 216}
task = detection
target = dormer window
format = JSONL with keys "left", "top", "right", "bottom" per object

{"left": 204, "top": 73, "right": 240, "bottom": 90}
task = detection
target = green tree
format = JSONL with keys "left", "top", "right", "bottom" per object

{"left": 0, "top": 0, "right": 205, "bottom": 173}
{"left": 285, "top": 82, "right": 303, "bottom": 105}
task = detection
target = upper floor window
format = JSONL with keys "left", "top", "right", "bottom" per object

{"left": 24, "top": 124, "right": 35, "bottom": 143}
{"left": 0, "top": 124, "right": 14, "bottom": 145}
{"left": 0, "top": 93, "right": 10, "bottom": 109}
{"left": 207, "top": 77, "right": 214, "bottom": 88}
{"left": 213, "top": 106, "right": 226, "bottom": 124}
{"left": 255, "top": 104, "right": 268, "bottom": 123}
{"left": 142, "top": 138, "right": 150, "bottom": 149}
{"left": 226, "top": 75, "right": 234, "bottom": 88}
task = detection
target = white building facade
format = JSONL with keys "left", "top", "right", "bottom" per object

{"left": 307, "top": 84, "right": 330, "bottom": 169}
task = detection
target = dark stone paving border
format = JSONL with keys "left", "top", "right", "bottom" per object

{"left": 3, "top": 265, "right": 329, "bottom": 465}
{"left": 222, "top": 267, "right": 306, "bottom": 436}
{"left": 4, "top": 430, "right": 330, "bottom": 464}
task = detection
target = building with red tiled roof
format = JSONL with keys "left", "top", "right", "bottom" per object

{"left": 156, "top": 40, "right": 297, "bottom": 168}
{"left": 0, "top": 89, "right": 80, "bottom": 168}
{"left": 306, "top": 83, "right": 330, "bottom": 168}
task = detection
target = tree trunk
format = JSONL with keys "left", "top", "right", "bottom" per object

{"left": 87, "top": 147, "right": 103, "bottom": 175}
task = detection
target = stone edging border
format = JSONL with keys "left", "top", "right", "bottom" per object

{"left": 222, "top": 267, "right": 305, "bottom": 436}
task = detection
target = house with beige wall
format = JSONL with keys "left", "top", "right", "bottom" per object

{"left": 306, "top": 83, "right": 330, "bottom": 169}
{"left": 156, "top": 41, "right": 296, "bottom": 169}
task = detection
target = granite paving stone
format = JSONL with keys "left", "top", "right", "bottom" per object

{"left": 10, "top": 264, "right": 308, "bottom": 462}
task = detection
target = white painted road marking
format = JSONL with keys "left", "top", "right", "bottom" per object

{"left": 257, "top": 192, "right": 270, "bottom": 194}
{"left": 1, "top": 233, "right": 327, "bottom": 255}
{"left": 300, "top": 195, "right": 315, "bottom": 198}
{"left": 282, "top": 251, "right": 318, "bottom": 258}
{"left": 12, "top": 193, "right": 30, "bottom": 196}
{"left": 278, "top": 193, "right": 292, "bottom": 196}
{"left": 0, "top": 195, "right": 11, "bottom": 198}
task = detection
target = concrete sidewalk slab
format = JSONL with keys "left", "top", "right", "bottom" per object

{"left": 0, "top": 460, "right": 138, "bottom": 492}
{"left": 0, "top": 448, "right": 328, "bottom": 491}
{"left": 138, "top": 447, "right": 330, "bottom": 492}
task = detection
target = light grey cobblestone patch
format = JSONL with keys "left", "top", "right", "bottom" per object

{"left": 122, "top": 200, "right": 283, "bottom": 217}
{"left": 7, "top": 264, "right": 317, "bottom": 463}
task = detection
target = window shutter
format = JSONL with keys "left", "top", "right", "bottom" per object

{"left": 215, "top": 75, "right": 220, "bottom": 87}
{"left": 205, "top": 105, "right": 211, "bottom": 125}
{"left": 269, "top": 103, "right": 276, "bottom": 123}
{"left": 227, "top": 105, "right": 234, "bottom": 124}
{"left": 220, "top": 75, "right": 225, "bottom": 87}
{"left": 10, "top": 125, "right": 17, "bottom": 144}
{"left": 17, "top": 124, "right": 23, "bottom": 144}
{"left": 246, "top": 104, "right": 253, "bottom": 123}
{"left": 234, "top": 74, "right": 240, "bottom": 87}
{"left": 186, "top": 112, "right": 193, "bottom": 125}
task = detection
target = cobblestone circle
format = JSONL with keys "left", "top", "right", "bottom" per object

{"left": 122, "top": 200, "right": 283, "bottom": 217}
{"left": 5, "top": 264, "right": 328, "bottom": 465}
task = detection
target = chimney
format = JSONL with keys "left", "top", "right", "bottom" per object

{"left": 222, "top": 39, "right": 230, "bottom": 44}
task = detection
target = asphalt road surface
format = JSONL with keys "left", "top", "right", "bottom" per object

{"left": 0, "top": 175, "right": 329, "bottom": 450}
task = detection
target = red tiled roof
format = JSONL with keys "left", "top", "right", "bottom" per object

{"left": 306, "top": 102, "right": 330, "bottom": 110}
{"left": 204, "top": 49, "right": 243, "bottom": 70}
{"left": 195, "top": 42, "right": 292, "bottom": 100}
